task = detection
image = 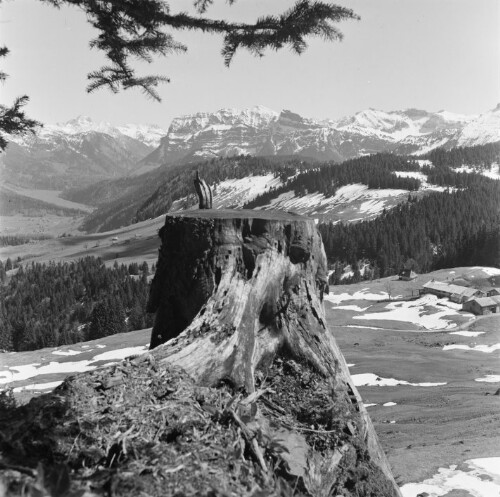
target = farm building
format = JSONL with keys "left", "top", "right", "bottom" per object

{"left": 422, "top": 281, "right": 485, "bottom": 303}
{"left": 399, "top": 269, "right": 418, "bottom": 281}
{"left": 482, "top": 287, "right": 500, "bottom": 297}
{"left": 463, "top": 296, "right": 500, "bottom": 315}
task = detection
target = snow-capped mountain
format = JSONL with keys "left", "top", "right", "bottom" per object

{"left": 1, "top": 106, "right": 497, "bottom": 191}
{"left": 456, "top": 104, "right": 500, "bottom": 147}
{"left": 1, "top": 116, "right": 168, "bottom": 189}
{"left": 142, "top": 105, "right": 497, "bottom": 167}
{"left": 20, "top": 116, "right": 168, "bottom": 148}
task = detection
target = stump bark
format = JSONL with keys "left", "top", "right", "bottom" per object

{"left": 147, "top": 209, "right": 402, "bottom": 496}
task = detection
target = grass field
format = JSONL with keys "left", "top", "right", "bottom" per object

{"left": 324, "top": 271, "right": 500, "bottom": 494}
{"left": 0, "top": 213, "right": 165, "bottom": 268}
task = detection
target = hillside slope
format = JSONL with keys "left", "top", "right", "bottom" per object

{"left": 0, "top": 117, "right": 166, "bottom": 190}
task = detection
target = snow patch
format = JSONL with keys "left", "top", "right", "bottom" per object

{"left": 333, "top": 305, "right": 370, "bottom": 312}
{"left": 351, "top": 373, "right": 446, "bottom": 387}
{"left": 91, "top": 345, "right": 148, "bottom": 362}
{"left": 354, "top": 294, "right": 473, "bottom": 330}
{"left": 0, "top": 346, "right": 148, "bottom": 387}
{"left": 449, "top": 331, "right": 485, "bottom": 337}
{"left": 475, "top": 375, "right": 500, "bottom": 383}
{"left": 473, "top": 267, "right": 500, "bottom": 276}
{"left": 0, "top": 361, "right": 97, "bottom": 385}
{"left": 443, "top": 344, "right": 500, "bottom": 353}
{"left": 13, "top": 381, "right": 63, "bottom": 393}
{"left": 400, "top": 457, "right": 500, "bottom": 497}
{"left": 52, "top": 349, "right": 85, "bottom": 356}
{"left": 345, "top": 325, "right": 384, "bottom": 330}
{"left": 324, "top": 290, "right": 388, "bottom": 304}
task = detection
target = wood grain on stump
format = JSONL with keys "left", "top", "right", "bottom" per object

{"left": 147, "top": 209, "right": 402, "bottom": 496}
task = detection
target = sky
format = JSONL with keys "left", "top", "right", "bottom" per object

{"left": 1, "top": 0, "right": 499, "bottom": 128}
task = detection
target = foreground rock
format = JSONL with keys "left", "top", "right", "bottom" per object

{"left": 0, "top": 210, "right": 401, "bottom": 496}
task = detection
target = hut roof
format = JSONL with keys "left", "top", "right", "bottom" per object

{"left": 469, "top": 297, "right": 500, "bottom": 308}
{"left": 423, "top": 281, "right": 479, "bottom": 297}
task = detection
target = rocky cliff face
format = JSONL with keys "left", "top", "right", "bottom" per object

{"left": 142, "top": 105, "right": 498, "bottom": 167}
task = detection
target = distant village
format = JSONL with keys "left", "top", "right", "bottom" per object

{"left": 398, "top": 269, "right": 500, "bottom": 316}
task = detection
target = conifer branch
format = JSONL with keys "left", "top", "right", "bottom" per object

{"left": 0, "top": 96, "right": 41, "bottom": 150}
{"left": 0, "top": 46, "right": 41, "bottom": 150}
{"left": 40, "top": 0, "right": 359, "bottom": 99}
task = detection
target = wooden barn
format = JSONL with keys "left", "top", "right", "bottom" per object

{"left": 399, "top": 269, "right": 418, "bottom": 281}
{"left": 483, "top": 287, "right": 500, "bottom": 297}
{"left": 463, "top": 296, "right": 500, "bottom": 315}
{"left": 422, "top": 281, "right": 485, "bottom": 303}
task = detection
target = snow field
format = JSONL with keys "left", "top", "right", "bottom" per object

{"left": 472, "top": 266, "right": 500, "bottom": 276}
{"left": 353, "top": 294, "right": 473, "bottom": 330}
{"left": 169, "top": 174, "right": 283, "bottom": 212}
{"left": 0, "top": 345, "right": 149, "bottom": 387}
{"left": 259, "top": 183, "right": 408, "bottom": 217}
{"left": 212, "top": 175, "right": 282, "bottom": 208}
{"left": 400, "top": 457, "right": 500, "bottom": 497}
{"left": 324, "top": 289, "right": 389, "bottom": 304}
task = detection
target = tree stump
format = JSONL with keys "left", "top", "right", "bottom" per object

{"left": 147, "top": 209, "right": 402, "bottom": 496}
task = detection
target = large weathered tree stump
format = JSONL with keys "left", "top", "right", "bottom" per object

{"left": 147, "top": 209, "right": 402, "bottom": 496}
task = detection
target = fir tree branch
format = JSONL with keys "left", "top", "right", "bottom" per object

{"left": 40, "top": 0, "right": 359, "bottom": 100}
{"left": 0, "top": 96, "right": 41, "bottom": 150}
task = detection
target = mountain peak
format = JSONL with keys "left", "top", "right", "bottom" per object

{"left": 67, "top": 115, "right": 94, "bottom": 125}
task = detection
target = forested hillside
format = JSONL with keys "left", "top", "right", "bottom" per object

{"left": 425, "top": 142, "right": 500, "bottom": 168}
{"left": 78, "top": 142, "right": 499, "bottom": 233}
{"left": 0, "top": 257, "right": 153, "bottom": 352}
{"left": 133, "top": 155, "right": 311, "bottom": 222}
{"left": 80, "top": 155, "right": 312, "bottom": 232}
{"left": 244, "top": 154, "right": 422, "bottom": 208}
{"left": 318, "top": 145, "right": 500, "bottom": 282}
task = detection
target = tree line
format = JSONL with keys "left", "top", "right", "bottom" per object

{"left": 423, "top": 142, "right": 500, "bottom": 169}
{"left": 244, "top": 153, "right": 422, "bottom": 208}
{"left": 0, "top": 257, "right": 155, "bottom": 352}
{"left": 319, "top": 181, "right": 500, "bottom": 282}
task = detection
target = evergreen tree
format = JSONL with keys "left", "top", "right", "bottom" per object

{"left": 88, "top": 301, "right": 109, "bottom": 341}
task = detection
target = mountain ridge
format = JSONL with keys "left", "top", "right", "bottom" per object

{"left": 1, "top": 106, "right": 498, "bottom": 191}
{"left": 0, "top": 117, "right": 168, "bottom": 190}
{"left": 141, "top": 104, "right": 498, "bottom": 168}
